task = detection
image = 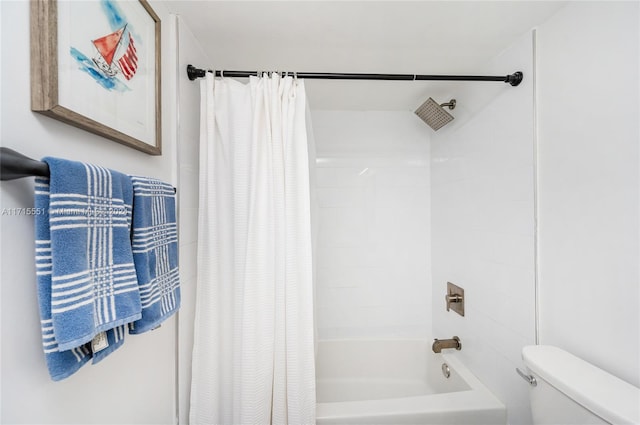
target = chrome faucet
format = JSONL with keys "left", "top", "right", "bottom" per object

{"left": 432, "top": 336, "right": 462, "bottom": 353}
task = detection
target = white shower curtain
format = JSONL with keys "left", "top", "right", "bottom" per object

{"left": 190, "top": 73, "right": 316, "bottom": 425}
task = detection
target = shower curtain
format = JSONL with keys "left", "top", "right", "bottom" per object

{"left": 190, "top": 73, "right": 316, "bottom": 425}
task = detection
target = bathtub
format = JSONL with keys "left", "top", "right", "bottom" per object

{"left": 315, "top": 339, "right": 506, "bottom": 424}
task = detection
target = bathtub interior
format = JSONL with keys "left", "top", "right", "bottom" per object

{"left": 316, "top": 339, "right": 471, "bottom": 403}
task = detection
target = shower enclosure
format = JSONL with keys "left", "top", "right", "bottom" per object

{"left": 307, "top": 32, "right": 537, "bottom": 425}
{"left": 185, "top": 28, "right": 530, "bottom": 420}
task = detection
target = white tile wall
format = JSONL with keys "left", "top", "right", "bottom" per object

{"left": 430, "top": 32, "right": 536, "bottom": 424}
{"left": 312, "top": 111, "right": 432, "bottom": 340}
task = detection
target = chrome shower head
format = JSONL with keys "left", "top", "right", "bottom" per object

{"left": 414, "top": 98, "right": 456, "bottom": 131}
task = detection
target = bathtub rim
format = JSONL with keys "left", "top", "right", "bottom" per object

{"left": 315, "top": 342, "right": 505, "bottom": 422}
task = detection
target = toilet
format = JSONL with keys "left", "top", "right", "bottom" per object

{"left": 522, "top": 345, "right": 640, "bottom": 424}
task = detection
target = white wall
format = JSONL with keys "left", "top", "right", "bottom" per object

{"left": 430, "top": 32, "right": 536, "bottom": 424}
{"left": 0, "top": 2, "right": 180, "bottom": 423}
{"left": 432, "top": 3, "right": 640, "bottom": 424}
{"left": 536, "top": 1, "right": 640, "bottom": 388}
{"left": 312, "top": 111, "right": 432, "bottom": 340}
{"left": 175, "top": 16, "right": 209, "bottom": 425}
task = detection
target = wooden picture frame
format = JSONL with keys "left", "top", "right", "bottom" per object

{"left": 31, "top": 0, "right": 161, "bottom": 155}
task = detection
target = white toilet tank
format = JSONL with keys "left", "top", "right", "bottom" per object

{"left": 522, "top": 345, "right": 640, "bottom": 425}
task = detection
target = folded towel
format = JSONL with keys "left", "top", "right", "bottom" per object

{"left": 129, "top": 176, "right": 180, "bottom": 334}
{"left": 39, "top": 157, "right": 141, "bottom": 351}
{"left": 36, "top": 166, "right": 133, "bottom": 380}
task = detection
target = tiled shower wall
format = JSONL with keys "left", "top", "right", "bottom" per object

{"left": 430, "top": 33, "right": 536, "bottom": 424}
{"left": 311, "top": 111, "right": 432, "bottom": 340}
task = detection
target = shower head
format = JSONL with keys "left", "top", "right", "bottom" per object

{"left": 414, "top": 98, "right": 456, "bottom": 131}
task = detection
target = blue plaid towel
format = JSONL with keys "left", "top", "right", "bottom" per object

{"left": 34, "top": 158, "right": 142, "bottom": 379}
{"left": 129, "top": 176, "right": 180, "bottom": 334}
{"left": 35, "top": 177, "right": 91, "bottom": 380}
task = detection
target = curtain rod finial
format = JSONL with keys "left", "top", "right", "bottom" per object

{"left": 187, "top": 64, "right": 206, "bottom": 81}
{"left": 507, "top": 71, "right": 523, "bottom": 86}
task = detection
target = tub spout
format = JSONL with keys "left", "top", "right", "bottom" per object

{"left": 432, "top": 336, "right": 461, "bottom": 353}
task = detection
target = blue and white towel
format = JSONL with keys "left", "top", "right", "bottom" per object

{"left": 35, "top": 177, "right": 91, "bottom": 380}
{"left": 129, "top": 176, "right": 180, "bottom": 334}
{"left": 34, "top": 158, "right": 142, "bottom": 379}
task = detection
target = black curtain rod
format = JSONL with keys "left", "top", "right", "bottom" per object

{"left": 186, "top": 64, "right": 523, "bottom": 86}
{"left": 0, "top": 147, "right": 176, "bottom": 193}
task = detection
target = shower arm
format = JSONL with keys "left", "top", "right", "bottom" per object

{"left": 186, "top": 65, "right": 523, "bottom": 86}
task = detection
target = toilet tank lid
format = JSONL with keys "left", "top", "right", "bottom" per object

{"left": 522, "top": 345, "right": 640, "bottom": 425}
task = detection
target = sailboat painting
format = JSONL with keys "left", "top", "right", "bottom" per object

{"left": 92, "top": 25, "right": 138, "bottom": 80}
{"left": 32, "top": 0, "right": 161, "bottom": 154}
{"left": 69, "top": 1, "right": 144, "bottom": 92}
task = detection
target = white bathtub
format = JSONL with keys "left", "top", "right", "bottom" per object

{"left": 315, "top": 339, "right": 506, "bottom": 424}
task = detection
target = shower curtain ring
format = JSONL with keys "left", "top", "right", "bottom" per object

{"left": 220, "top": 70, "right": 224, "bottom": 78}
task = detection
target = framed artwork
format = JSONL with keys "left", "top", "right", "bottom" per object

{"left": 31, "top": 0, "right": 161, "bottom": 155}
